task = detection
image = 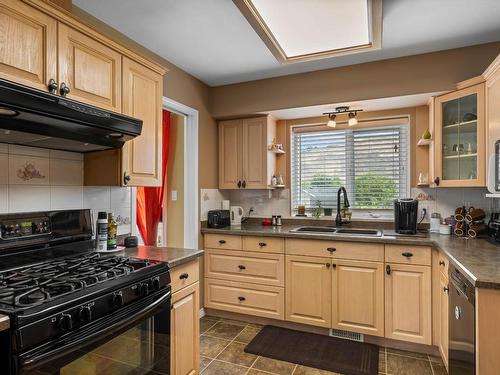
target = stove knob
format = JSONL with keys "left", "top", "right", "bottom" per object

{"left": 79, "top": 306, "right": 92, "bottom": 323}
{"left": 152, "top": 276, "right": 161, "bottom": 291}
{"left": 112, "top": 291, "right": 124, "bottom": 307}
{"left": 140, "top": 282, "right": 149, "bottom": 297}
{"left": 58, "top": 313, "right": 73, "bottom": 331}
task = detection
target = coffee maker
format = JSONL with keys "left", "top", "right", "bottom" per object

{"left": 487, "top": 213, "right": 500, "bottom": 243}
{"left": 394, "top": 198, "right": 418, "bottom": 234}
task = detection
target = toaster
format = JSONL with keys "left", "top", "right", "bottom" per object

{"left": 207, "top": 210, "right": 230, "bottom": 228}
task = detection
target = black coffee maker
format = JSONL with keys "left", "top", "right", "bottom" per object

{"left": 394, "top": 199, "right": 418, "bottom": 234}
{"left": 488, "top": 213, "right": 500, "bottom": 243}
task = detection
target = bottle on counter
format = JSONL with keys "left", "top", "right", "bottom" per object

{"left": 107, "top": 213, "right": 118, "bottom": 250}
{"left": 96, "top": 212, "right": 108, "bottom": 251}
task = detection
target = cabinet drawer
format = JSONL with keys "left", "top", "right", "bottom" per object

{"left": 385, "top": 245, "right": 431, "bottom": 266}
{"left": 205, "top": 278, "right": 284, "bottom": 320}
{"left": 204, "top": 234, "right": 242, "bottom": 250}
{"left": 438, "top": 251, "right": 449, "bottom": 276}
{"left": 205, "top": 249, "right": 284, "bottom": 287}
{"left": 242, "top": 236, "right": 284, "bottom": 254}
{"left": 286, "top": 239, "right": 384, "bottom": 262}
{"left": 171, "top": 259, "right": 199, "bottom": 293}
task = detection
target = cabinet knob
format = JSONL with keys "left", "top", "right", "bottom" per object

{"left": 259, "top": 242, "right": 267, "bottom": 247}
{"left": 238, "top": 296, "right": 246, "bottom": 302}
{"left": 327, "top": 247, "right": 336, "bottom": 253}
{"left": 439, "top": 260, "right": 445, "bottom": 266}
{"left": 242, "top": 180, "right": 247, "bottom": 188}
{"left": 326, "top": 263, "right": 331, "bottom": 268}
{"left": 238, "top": 265, "right": 246, "bottom": 270}
{"left": 60, "top": 82, "right": 70, "bottom": 97}
{"left": 237, "top": 180, "right": 242, "bottom": 188}
{"left": 386, "top": 265, "right": 392, "bottom": 275}
{"left": 219, "top": 239, "right": 226, "bottom": 244}
{"left": 443, "top": 286, "right": 449, "bottom": 294}
{"left": 179, "top": 273, "right": 189, "bottom": 280}
{"left": 331, "top": 263, "right": 336, "bottom": 269}
{"left": 401, "top": 252, "right": 413, "bottom": 258}
{"left": 48, "top": 79, "right": 58, "bottom": 94}
{"left": 434, "top": 176, "right": 440, "bottom": 186}
{"left": 123, "top": 173, "right": 131, "bottom": 185}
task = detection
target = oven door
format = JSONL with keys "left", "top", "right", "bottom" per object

{"left": 17, "top": 288, "right": 171, "bottom": 375}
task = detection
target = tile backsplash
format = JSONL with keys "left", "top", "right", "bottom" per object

{"left": 200, "top": 187, "right": 495, "bottom": 223}
{"left": 0, "top": 144, "right": 132, "bottom": 235}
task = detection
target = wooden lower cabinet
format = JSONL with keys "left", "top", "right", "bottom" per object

{"left": 332, "top": 260, "right": 384, "bottom": 337}
{"left": 286, "top": 255, "right": 331, "bottom": 328}
{"left": 439, "top": 272, "right": 449, "bottom": 370}
{"left": 171, "top": 282, "right": 200, "bottom": 375}
{"left": 385, "top": 263, "right": 432, "bottom": 345}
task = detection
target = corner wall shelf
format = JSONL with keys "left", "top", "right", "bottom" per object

{"left": 417, "top": 138, "right": 432, "bottom": 146}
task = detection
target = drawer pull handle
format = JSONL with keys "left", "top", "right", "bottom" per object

{"left": 259, "top": 242, "right": 267, "bottom": 247}
{"left": 327, "top": 247, "right": 336, "bottom": 253}
{"left": 386, "top": 265, "right": 391, "bottom": 275}
{"left": 401, "top": 252, "right": 413, "bottom": 258}
{"left": 238, "top": 296, "right": 246, "bottom": 302}
{"left": 443, "top": 286, "right": 449, "bottom": 294}
{"left": 179, "top": 273, "right": 189, "bottom": 280}
{"left": 439, "top": 260, "right": 445, "bottom": 266}
{"left": 219, "top": 240, "right": 226, "bottom": 244}
{"left": 238, "top": 265, "right": 246, "bottom": 270}
{"left": 326, "top": 263, "right": 331, "bottom": 268}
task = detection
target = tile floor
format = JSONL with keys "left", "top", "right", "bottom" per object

{"left": 200, "top": 316, "right": 447, "bottom": 375}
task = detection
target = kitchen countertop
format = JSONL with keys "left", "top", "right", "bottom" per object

{"left": 123, "top": 246, "right": 204, "bottom": 268}
{"left": 0, "top": 314, "right": 9, "bottom": 332}
{"left": 201, "top": 225, "right": 500, "bottom": 289}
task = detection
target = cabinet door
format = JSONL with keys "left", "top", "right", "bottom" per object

{"left": 243, "top": 117, "right": 268, "bottom": 189}
{"left": 439, "top": 274, "right": 449, "bottom": 370}
{"left": 434, "top": 84, "right": 485, "bottom": 187}
{"left": 0, "top": 0, "right": 57, "bottom": 91}
{"left": 219, "top": 120, "right": 243, "bottom": 189}
{"left": 122, "top": 57, "right": 163, "bottom": 186}
{"left": 286, "top": 255, "right": 331, "bottom": 328}
{"left": 171, "top": 282, "right": 200, "bottom": 375}
{"left": 58, "top": 23, "right": 122, "bottom": 112}
{"left": 385, "top": 263, "right": 432, "bottom": 344}
{"left": 332, "top": 260, "right": 384, "bottom": 337}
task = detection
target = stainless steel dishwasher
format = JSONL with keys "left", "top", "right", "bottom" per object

{"left": 449, "top": 266, "right": 475, "bottom": 375}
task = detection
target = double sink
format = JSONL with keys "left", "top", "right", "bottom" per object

{"left": 289, "top": 226, "right": 383, "bottom": 237}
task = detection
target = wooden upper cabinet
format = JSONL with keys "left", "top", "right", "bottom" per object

{"left": 121, "top": 57, "right": 163, "bottom": 186}
{"left": 433, "top": 83, "right": 486, "bottom": 187}
{"left": 58, "top": 23, "right": 122, "bottom": 112}
{"left": 332, "top": 260, "right": 384, "bottom": 337}
{"left": 219, "top": 116, "right": 276, "bottom": 189}
{"left": 219, "top": 120, "right": 243, "bottom": 189}
{"left": 286, "top": 255, "right": 332, "bottom": 328}
{"left": 0, "top": 0, "right": 57, "bottom": 91}
{"left": 385, "top": 263, "right": 432, "bottom": 345}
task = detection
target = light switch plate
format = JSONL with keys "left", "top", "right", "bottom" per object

{"left": 171, "top": 190, "right": 177, "bottom": 201}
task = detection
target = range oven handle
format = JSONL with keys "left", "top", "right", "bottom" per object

{"left": 18, "top": 289, "right": 171, "bottom": 372}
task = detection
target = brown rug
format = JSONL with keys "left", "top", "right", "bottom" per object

{"left": 244, "top": 326, "right": 379, "bottom": 375}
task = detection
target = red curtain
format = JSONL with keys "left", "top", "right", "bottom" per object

{"left": 136, "top": 110, "right": 171, "bottom": 245}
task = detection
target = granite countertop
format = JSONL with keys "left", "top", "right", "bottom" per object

{"left": 201, "top": 225, "right": 500, "bottom": 289}
{"left": 0, "top": 314, "right": 9, "bottom": 332}
{"left": 123, "top": 246, "right": 204, "bottom": 268}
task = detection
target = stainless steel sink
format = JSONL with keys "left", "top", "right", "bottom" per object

{"left": 289, "top": 226, "right": 382, "bottom": 237}
{"left": 335, "top": 228, "right": 382, "bottom": 237}
{"left": 289, "top": 226, "right": 336, "bottom": 233}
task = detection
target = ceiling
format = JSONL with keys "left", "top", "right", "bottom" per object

{"left": 74, "top": 0, "right": 500, "bottom": 87}
{"left": 265, "top": 92, "right": 444, "bottom": 120}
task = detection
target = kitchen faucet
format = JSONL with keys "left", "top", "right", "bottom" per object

{"left": 336, "top": 186, "right": 351, "bottom": 227}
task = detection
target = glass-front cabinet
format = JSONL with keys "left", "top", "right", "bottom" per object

{"left": 434, "top": 84, "right": 485, "bottom": 187}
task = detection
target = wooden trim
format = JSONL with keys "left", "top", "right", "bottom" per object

{"left": 22, "top": 0, "right": 168, "bottom": 75}
{"left": 476, "top": 287, "right": 500, "bottom": 375}
{"left": 483, "top": 53, "right": 500, "bottom": 82}
{"left": 232, "top": 0, "right": 382, "bottom": 64}
{"left": 456, "top": 75, "right": 485, "bottom": 90}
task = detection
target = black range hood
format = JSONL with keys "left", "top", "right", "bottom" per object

{"left": 0, "top": 79, "right": 142, "bottom": 152}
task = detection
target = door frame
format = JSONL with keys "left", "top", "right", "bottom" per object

{"left": 162, "top": 97, "right": 199, "bottom": 249}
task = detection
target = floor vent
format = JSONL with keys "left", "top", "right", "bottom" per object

{"left": 329, "top": 328, "right": 364, "bottom": 342}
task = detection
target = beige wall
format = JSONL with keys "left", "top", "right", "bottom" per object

{"left": 211, "top": 42, "right": 500, "bottom": 118}
{"left": 166, "top": 113, "right": 185, "bottom": 248}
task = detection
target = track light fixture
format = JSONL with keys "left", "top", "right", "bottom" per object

{"left": 323, "top": 106, "right": 362, "bottom": 127}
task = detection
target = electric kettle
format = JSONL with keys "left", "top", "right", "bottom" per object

{"left": 230, "top": 206, "right": 244, "bottom": 226}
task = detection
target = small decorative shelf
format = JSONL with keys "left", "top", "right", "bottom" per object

{"left": 417, "top": 183, "right": 430, "bottom": 187}
{"left": 268, "top": 184, "right": 285, "bottom": 189}
{"left": 417, "top": 138, "right": 432, "bottom": 146}
{"left": 443, "top": 153, "right": 477, "bottom": 160}
{"left": 486, "top": 193, "right": 500, "bottom": 198}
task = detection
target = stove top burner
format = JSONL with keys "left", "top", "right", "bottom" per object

{"left": 0, "top": 253, "right": 154, "bottom": 308}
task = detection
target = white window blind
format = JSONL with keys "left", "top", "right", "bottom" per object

{"left": 291, "top": 125, "right": 409, "bottom": 211}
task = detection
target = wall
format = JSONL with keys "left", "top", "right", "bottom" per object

{"left": 0, "top": 143, "right": 132, "bottom": 235}
{"left": 211, "top": 42, "right": 500, "bottom": 118}
{"left": 166, "top": 113, "right": 185, "bottom": 248}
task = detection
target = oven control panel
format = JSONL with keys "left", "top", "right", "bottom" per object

{"left": 0, "top": 216, "right": 50, "bottom": 240}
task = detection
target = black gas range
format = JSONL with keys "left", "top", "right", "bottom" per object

{"left": 0, "top": 210, "right": 171, "bottom": 375}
